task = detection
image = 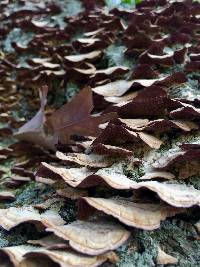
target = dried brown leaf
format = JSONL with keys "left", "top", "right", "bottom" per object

{"left": 14, "top": 85, "right": 56, "bottom": 150}
{"left": 47, "top": 87, "right": 117, "bottom": 143}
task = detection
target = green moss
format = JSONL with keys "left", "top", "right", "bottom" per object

{"left": 185, "top": 176, "right": 200, "bottom": 190}
{"left": 151, "top": 217, "right": 200, "bottom": 267}
{"left": 3, "top": 28, "right": 34, "bottom": 53}
{"left": 48, "top": 82, "right": 80, "bottom": 108}
{"left": 61, "top": 0, "right": 83, "bottom": 17}
{"left": 16, "top": 91, "right": 39, "bottom": 120}
{"left": 116, "top": 212, "right": 200, "bottom": 267}
{"left": 42, "top": 0, "right": 84, "bottom": 30}
{"left": 105, "top": 0, "right": 140, "bottom": 9}
{"left": 8, "top": 181, "right": 55, "bottom": 208}
{"left": 153, "top": 131, "right": 200, "bottom": 159}
{"left": 0, "top": 159, "right": 15, "bottom": 187}
{"left": 65, "top": 82, "right": 80, "bottom": 101}
{"left": 59, "top": 200, "right": 77, "bottom": 223}
{"left": 0, "top": 224, "right": 43, "bottom": 248}
{"left": 104, "top": 44, "right": 135, "bottom": 69}
{"left": 122, "top": 164, "right": 145, "bottom": 181}
{"left": 169, "top": 75, "right": 200, "bottom": 100}
{"left": 117, "top": 231, "right": 158, "bottom": 267}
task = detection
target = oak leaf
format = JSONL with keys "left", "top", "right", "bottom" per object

{"left": 46, "top": 87, "right": 117, "bottom": 144}
{"left": 15, "top": 86, "right": 116, "bottom": 149}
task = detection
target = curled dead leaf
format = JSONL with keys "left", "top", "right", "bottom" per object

{"left": 14, "top": 85, "right": 56, "bottom": 150}
{"left": 15, "top": 87, "right": 116, "bottom": 148}
{"left": 46, "top": 87, "right": 117, "bottom": 144}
